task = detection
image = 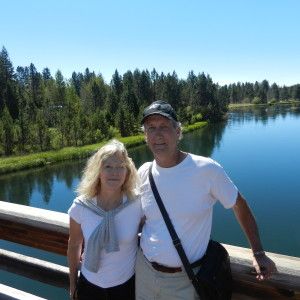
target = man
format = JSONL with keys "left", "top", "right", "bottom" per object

{"left": 136, "top": 100, "right": 277, "bottom": 300}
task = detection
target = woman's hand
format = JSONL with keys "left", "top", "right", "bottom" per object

{"left": 69, "top": 283, "right": 78, "bottom": 300}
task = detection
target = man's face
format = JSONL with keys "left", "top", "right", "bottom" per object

{"left": 143, "top": 115, "right": 180, "bottom": 157}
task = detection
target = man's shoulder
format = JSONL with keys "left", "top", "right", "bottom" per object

{"left": 189, "top": 153, "right": 218, "bottom": 167}
{"left": 138, "top": 161, "right": 152, "bottom": 178}
{"left": 188, "top": 153, "right": 224, "bottom": 176}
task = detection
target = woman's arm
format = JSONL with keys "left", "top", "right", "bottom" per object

{"left": 67, "top": 217, "right": 84, "bottom": 299}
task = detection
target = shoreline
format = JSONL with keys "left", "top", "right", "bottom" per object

{"left": 0, "top": 122, "right": 207, "bottom": 175}
{"left": 229, "top": 100, "right": 300, "bottom": 109}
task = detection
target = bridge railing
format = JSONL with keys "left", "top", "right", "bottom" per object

{"left": 0, "top": 201, "right": 299, "bottom": 300}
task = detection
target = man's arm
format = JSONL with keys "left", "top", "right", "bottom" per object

{"left": 232, "top": 192, "right": 277, "bottom": 280}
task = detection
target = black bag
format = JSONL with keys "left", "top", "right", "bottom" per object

{"left": 195, "top": 240, "right": 232, "bottom": 300}
{"left": 148, "top": 165, "right": 233, "bottom": 300}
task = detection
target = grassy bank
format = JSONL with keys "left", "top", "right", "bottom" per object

{"left": 0, "top": 122, "right": 207, "bottom": 175}
{"left": 229, "top": 100, "right": 300, "bottom": 109}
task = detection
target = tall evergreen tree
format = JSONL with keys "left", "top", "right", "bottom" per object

{"left": 111, "top": 70, "right": 123, "bottom": 101}
{"left": 292, "top": 84, "right": 300, "bottom": 100}
{"left": 0, "top": 47, "right": 18, "bottom": 118}
{"left": 280, "top": 86, "right": 289, "bottom": 100}
{"left": 122, "top": 71, "right": 139, "bottom": 118}
{"left": 259, "top": 80, "right": 269, "bottom": 103}
{"left": 150, "top": 68, "right": 159, "bottom": 102}
{"left": 42, "top": 68, "right": 52, "bottom": 81}
{"left": 2, "top": 106, "right": 14, "bottom": 155}
{"left": 270, "top": 83, "right": 279, "bottom": 101}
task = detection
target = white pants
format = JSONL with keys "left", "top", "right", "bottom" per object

{"left": 135, "top": 249, "right": 200, "bottom": 300}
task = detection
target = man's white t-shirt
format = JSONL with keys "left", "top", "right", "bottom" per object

{"left": 68, "top": 195, "right": 142, "bottom": 288}
{"left": 138, "top": 153, "right": 238, "bottom": 267}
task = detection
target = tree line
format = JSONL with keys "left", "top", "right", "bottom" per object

{"left": 0, "top": 46, "right": 299, "bottom": 156}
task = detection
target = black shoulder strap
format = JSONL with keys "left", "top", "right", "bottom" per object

{"left": 148, "top": 163, "right": 206, "bottom": 299}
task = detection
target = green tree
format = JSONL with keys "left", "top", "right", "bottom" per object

{"left": 36, "top": 109, "right": 48, "bottom": 151}
{"left": 133, "top": 69, "right": 152, "bottom": 106}
{"left": 2, "top": 106, "right": 14, "bottom": 155}
{"left": 162, "top": 72, "right": 181, "bottom": 110}
{"left": 0, "top": 118, "right": 4, "bottom": 154}
{"left": 71, "top": 71, "right": 83, "bottom": 96}
{"left": 279, "top": 86, "right": 289, "bottom": 100}
{"left": 111, "top": 70, "right": 123, "bottom": 101}
{"left": 292, "top": 85, "right": 300, "bottom": 100}
{"left": 150, "top": 68, "right": 159, "bottom": 101}
{"left": 54, "top": 70, "right": 66, "bottom": 106}
{"left": 81, "top": 76, "right": 107, "bottom": 111}
{"left": 116, "top": 105, "right": 134, "bottom": 137}
{"left": 42, "top": 67, "right": 52, "bottom": 81}
{"left": 122, "top": 71, "right": 139, "bottom": 118}
{"left": 270, "top": 83, "right": 279, "bottom": 101}
{"left": 259, "top": 80, "right": 269, "bottom": 104}
{"left": 0, "top": 47, "right": 18, "bottom": 118}
{"left": 29, "top": 63, "right": 44, "bottom": 110}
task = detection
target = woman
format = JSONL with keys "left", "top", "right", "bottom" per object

{"left": 67, "top": 139, "right": 142, "bottom": 300}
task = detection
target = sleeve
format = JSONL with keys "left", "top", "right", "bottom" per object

{"left": 210, "top": 161, "right": 238, "bottom": 209}
{"left": 67, "top": 200, "right": 84, "bottom": 224}
{"left": 136, "top": 194, "right": 143, "bottom": 219}
{"left": 138, "top": 162, "right": 152, "bottom": 182}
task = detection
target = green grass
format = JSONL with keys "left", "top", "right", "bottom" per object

{"left": 0, "top": 122, "right": 207, "bottom": 175}
{"left": 228, "top": 103, "right": 253, "bottom": 109}
{"left": 182, "top": 122, "right": 207, "bottom": 133}
{"left": 229, "top": 100, "right": 300, "bottom": 109}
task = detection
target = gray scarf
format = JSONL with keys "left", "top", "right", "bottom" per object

{"left": 75, "top": 196, "right": 131, "bottom": 273}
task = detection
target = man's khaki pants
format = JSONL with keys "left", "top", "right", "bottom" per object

{"left": 135, "top": 249, "right": 200, "bottom": 300}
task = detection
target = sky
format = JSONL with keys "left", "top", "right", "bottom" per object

{"left": 1, "top": 0, "right": 299, "bottom": 86}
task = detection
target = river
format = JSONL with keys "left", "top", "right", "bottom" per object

{"left": 1, "top": 104, "right": 300, "bottom": 299}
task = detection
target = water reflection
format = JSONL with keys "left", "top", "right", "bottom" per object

{"left": 0, "top": 121, "right": 227, "bottom": 207}
{"left": 180, "top": 121, "right": 227, "bottom": 157}
{"left": 229, "top": 103, "right": 300, "bottom": 125}
{"left": 1, "top": 104, "right": 299, "bottom": 209}
{"left": 2, "top": 104, "right": 299, "bottom": 300}
{"left": 0, "top": 160, "right": 84, "bottom": 207}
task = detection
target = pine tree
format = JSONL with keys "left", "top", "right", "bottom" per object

{"left": 122, "top": 71, "right": 139, "bottom": 118}
{"left": 36, "top": 109, "right": 48, "bottom": 151}
{"left": 2, "top": 106, "right": 14, "bottom": 155}
{"left": 292, "top": 85, "right": 300, "bottom": 100}
{"left": 0, "top": 47, "right": 18, "bottom": 118}
{"left": 111, "top": 70, "right": 123, "bottom": 100}
{"left": 270, "top": 83, "right": 279, "bottom": 101}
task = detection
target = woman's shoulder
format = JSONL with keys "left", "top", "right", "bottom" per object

{"left": 68, "top": 195, "right": 93, "bottom": 213}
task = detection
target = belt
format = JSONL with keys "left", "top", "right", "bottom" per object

{"left": 147, "top": 256, "right": 203, "bottom": 274}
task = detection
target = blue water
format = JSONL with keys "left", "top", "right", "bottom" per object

{"left": 0, "top": 104, "right": 299, "bottom": 299}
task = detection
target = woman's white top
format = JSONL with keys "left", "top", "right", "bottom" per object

{"left": 68, "top": 195, "right": 142, "bottom": 288}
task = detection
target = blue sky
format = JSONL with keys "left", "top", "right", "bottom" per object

{"left": 1, "top": 0, "right": 299, "bottom": 86}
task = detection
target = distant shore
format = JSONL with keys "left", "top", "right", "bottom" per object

{"left": 0, "top": 122, "right": 207, "bottom": 175}
{"left": 229, "top": 100, "right": 300, "bottom": 109}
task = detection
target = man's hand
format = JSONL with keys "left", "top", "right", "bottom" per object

{"left": 252, "top": 253, "right": 277, "bottom": 281}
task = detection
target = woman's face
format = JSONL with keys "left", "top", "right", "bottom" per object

{"left": 99, "top": 153, "right": 128, "bottom": 192}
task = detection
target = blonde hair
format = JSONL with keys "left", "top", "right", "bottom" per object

{"left": 76, "top": 139, "right": 139, "bottom": 200}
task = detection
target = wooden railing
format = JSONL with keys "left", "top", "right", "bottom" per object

{"left": 0, "top": 201, "right": 300, "bottom": 300}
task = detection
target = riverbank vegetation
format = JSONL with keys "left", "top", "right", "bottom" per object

{"left": 1, "top": 46, "right": 299, "bottom": 157}
{"left": 0, "top": 122, "right": 206, "bottom": 174}
{"left": 229, "top": 99, "right": 300, "bottom": 109}
{"left": 0, "top": 47, "right": 222, "bottom": 157}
